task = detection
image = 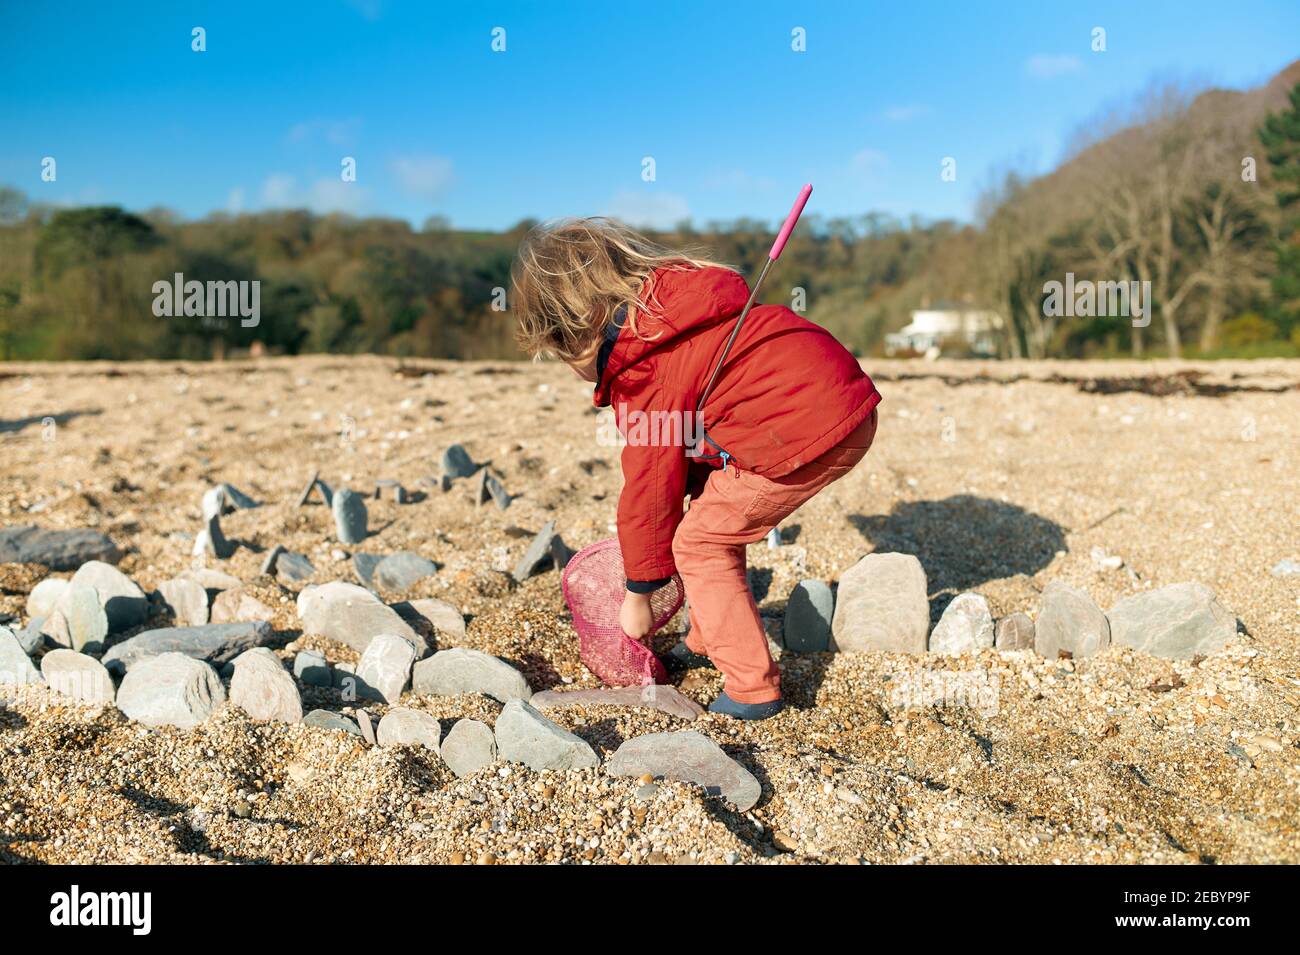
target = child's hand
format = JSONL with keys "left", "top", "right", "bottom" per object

{"left": 619, "top": 591, "right": 654, "bottom": 640}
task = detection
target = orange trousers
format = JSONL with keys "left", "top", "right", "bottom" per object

{"left": 673, "top": 409, "right": 878, "bottom": 703}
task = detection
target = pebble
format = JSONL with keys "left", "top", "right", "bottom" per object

{"left": 476, "top": 468, "right": 510, "bottom": 510}
{"left": 26, "top": 577, "right": 68, "bottom": 618}
{"left": 0, "top": 627, "right": 44, "bottom": 685}
{"left": 355, "top": 708, "right": 377, "bottom": 745}
{"left": 293, "top": 649, "right": 332, "bottom": 687}
{"left": 830, "top": 553, "right": 929, "bottom": 653}
{"left": 352, "top": 553, "right": 384, "bottom": 587}
{"left": 635, "top": 783, "right": 660, "bottom": 802}
{"left": 494, "top": 699, "right": 598, "bottom": 771}
{"left": 374, "top": 551, "right": 438, "bottom": 591}
{"left": 259, "top": 544, "right": 286, "bottom": 576}
{"left": 1270, "top": 558, "right": 1300, "bottom": 577}
{"left": 303, "top": 709, "right": 363, "bottom": 737}
{"left": 1035, "top": 581, "right": 1110, "bottom": 659}
{"left": 229, "top": 647, "right": 303, "bottom": 722}
{"left": 391, "top": 598, "right": 466, "bottom": 641}
{"left": 116, "top": 653, "right": 225, "bottom": 729}
{"left": 1107, "top": 583, "right": 1236, "bottom": 660}
{"left": 928, "top": 592, "right": 995, "bottom": 654}
{"left": 530, "top": 685, "right": 703, "bottom": 721}
{"left": 192, "top": 513, "right": 236, "bottom": 559}
{"left": 296, "top": 581, "right": 422, "bottom": 655}
{"left": 783, "top": 579, "right": 834, "bottom": 653}
{"left": 332, "top": 488, "right": 369, "bottom": 545}
{"left": 355, "top": 633, "right": 418, "bottom": 703}
{"left": 440, "top": 719, "right": 497, "bottom": 777}
{"left": 0, "top": 525, "right": 118, "bottom": 570}
{"left": 210, "top": 590, "right": 276, "bottom": 624}
{"left": 40, "top": 648, "right": 116, "bottom": 704}
{"left": 512, "top": 521, "right": 556, "bottom": 583}
{"left": 994, "top": 612, "right": 1035, "bottom": 651}
{"left": 155, "top": 577, "right": 211, "bottom": 627}
{"left": 102, "top": 621, "right": 274, "bottom": 676}
{"left": 607, "top": 731, "right": 762, "bottom": 812}
{"left": 376, "top": 707, "right": 442, "bottom": 750}
{"left": 276, "top": 551, "right": 316, "bottom": 583}
{"left": 69, "top": 560, "right": 149, "bottom": 631}
{"left": 441, "top": 444, "right": 477, "bottom": 479}
{"left": 413, "top": 647, "right": 531, "bottom": 702}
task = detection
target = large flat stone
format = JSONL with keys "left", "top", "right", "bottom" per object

{"left": 1035, "top": 581, "right": 1110, "bottom": 660}
{"left": 303, "top": 709, "right": 363, "bottom": 737}
{"left": 512, "top": 522, "right": 555, "bottom": 582}
{"left": 392, "top": 598, "right": 466, "bottom": 642}
{"left": 783, "top": 579, "right": 834, "bottom": 653}
{"left": 0, "top": 627, "right": 43, "bottom": 685}
{"left": 928, "top": 592, "right": 995, "bottom": 655}
{"left": 70, "top": 560, "right": 148, "bottom": 632}
{"left": 296, "top": 581, "right": 422, "bottom": 655}
{"left": 102, "top": 621, "right": 274, "bottom": 676}
{"left": 830, "top": 553, "right": 929, "bottom": 653}
{"left": 377, "top": 707, "right": 441, "bottom": 750}
{"left": 1108, "top": 583, "right": 1235, "bottom": 660}
{"left": 374, "top": 551, "right": 438, "bottom": 591}
{"left": 26, "top": 577, "right": 68, "bottom": 618}
{"left": 0, "top": 526, "right": 118, "bottom": 570}
{"left": 210, "top": 589, "right": 276, "bottom": 625}
{"left": 355, "top": 633, "right": 417, "bottom": 703}
{"left": 531, "top": 685, "right": 703, "bottom": 721}
{"left": 494, "top": 699, "right": 598, "bottom": 771}
{"left": 229, "top": 647, "right": 303, "bottom": 722}
{"left": 40, "top": 649, "right": 115, "bottom": 704}
{"left": 607, "top": 730, "right": 761, "bottom": 812}
{"left": 156, "top": 577, "right": 211, "bottom": 627}
{"left": 116, "top": 653, "right": 225, "bottom": 729}
{"left": 332, "top": 488, "right": 368, "bottom": 545}
{"left": 995, "top": 612, "right": 1035, "bottom": 651}
{"left": 412, "top": 647, "right": 530, "bottom": 703}
{"left": 51, "top": 583, "right": 110, "bottom": 654}
{"left": 439, "top": 718, "right": 497, "bottom": 777}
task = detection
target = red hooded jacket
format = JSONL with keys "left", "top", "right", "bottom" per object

{"left": 594, "top": 265, "right": 881, "bottom": 583}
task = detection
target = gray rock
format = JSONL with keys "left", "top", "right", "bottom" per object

{"left": 116, "top": 653, "right": 225, "bottom": 729}
{"left": 259, "top": 544, "right": 285, "bottom": 576}
{"left": 995, "top": 612, "right": 1035, "bottom": 651}
{"left": 392, "top": 598, "right": 466, "bottom": 641}
{"left": 102, "top": 621, "right": 274, "bottom": 676}
{"left": 928, "top": 592, "right": 995, "bottom": 654}
{"left": 783, "top": 579, "right": 834, "bottom": 653}
{"left": 293, "top": 649, "right": 332, "bottom": 687}
{"left": 374, "top": 551, "right": 438, "bottom": 591}
{"left": 303, "top": 709, "right": 363, "bottom": 737}
{"left": 352, "top": 553, "right": 384, "bottom": 587}
{"left": 373, "top": 479, "right": 407, "bottom": 504}
{"left": 0, "top": 627, "right": 43, "bottom": 685}
{"left": 376, "top": 707, "right": 441, "bottom": 750}
{"left": 355, "top": 633, "right": 417, "bottom": 703}
{"left": 201, "top": 486, "right": 226, "bottom": 521}
{"left": 332, "top": 488, "right": 368, "bottom": 545}
{"left": 26, "top": 577, "right": 68, "bottom": 618}
{"left": 440, "top": 718, "right": 496, "bottom": 777}
{"left": 296, "top": 581, "right": 422, "bottom": 655}
{"left": 156, "top": 578, "right": 210, "bottom": 627}
{"left": 476, "top": 468, "right": 510, "bottom": 510}
{"left": 297, "top": 470, "right": 333, "bottom": 506}
{"left": 494, "top": 699, "right": 598, "bottom": 771}
{"left": 441, "top": 444, "right": 476, "bottom": 479}
{"left": 355, "top": 708, "right": 376, "bottom": 745}
{"left": 276, "top": 551, "right": 315, "bottom": 583}
{"left": 210, "top": 590, "right": 276, "bottom": 625}
{"left": 0, "top": 526, "right": 118, "bottom": 570}
{"left": 40, "top": 649, "right": 115, "bottom": 704}
{"left": 70, "top": 560, "right": 148, "bottom": 631}
{"left": 52, "top": 583, "right": 110, "bottom": 654}
{"left": 229, "top": 647, "right": 303, "bottom": 722}
{"left": 192, "top": 514, "right": 236, "bottom": 560}
{"left": 607, "top": 730, "right": 761, "bottom": 812}
{"left": 412, "top": 647, "right": 531, "bottom": 703}
{"left": 830, "top": 553, "right": 929, "bottom": 653}
{"left": 214, "top": 482, "right": 258, "bottom": 511}
{"left": 531, "top": 685, "right": 704, "bottom": 721}
{"left": 1107, "top": 583, "right": 1236, "bottom": 661}
{"left": 16, "top": 616, "right": 46, "bottom": 654}
{"left": 1035, "top": 581, "right": 1110, "bottom": 660}
{"left": 1271, "top": 558, "right": 1300, "bottom": 577}
{"left": 512, "top": 521, "right": 556, "bottom": 583}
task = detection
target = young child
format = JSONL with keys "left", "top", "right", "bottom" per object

{"left": 512, "top": 218, "right": 881, "bottom": 719}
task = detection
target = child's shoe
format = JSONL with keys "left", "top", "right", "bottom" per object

{"left": 708, "top": 691, "right": 784, "bottom": 720}
{"left": 665, "top": 640, "right": 714, "bottom": 670}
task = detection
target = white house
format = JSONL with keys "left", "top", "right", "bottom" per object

{"left": 884, "top": 302, "right": 1004, "bottom": 357}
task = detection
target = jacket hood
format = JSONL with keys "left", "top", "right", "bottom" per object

{"left": 594, "top": 265, "right": 751, "bottom": 406}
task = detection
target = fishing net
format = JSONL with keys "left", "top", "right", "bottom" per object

{"left": 561, "top": 538, "right": 683, "bottom": 686}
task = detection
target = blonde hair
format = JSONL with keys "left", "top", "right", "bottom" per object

{"left": 511, "top": 217, "right": 728, "bottom": 361}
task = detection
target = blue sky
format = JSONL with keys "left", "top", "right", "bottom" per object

{"left": 1, "top": 0, "right": 1297, "bottom": 231}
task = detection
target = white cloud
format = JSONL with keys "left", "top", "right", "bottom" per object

{"left": 226, "top": 187, "right": 245, "bottom": 214}
{"left": 1025, "top": 54, "right": 1082, "bottom": 79}
{"left": 850, "top": 148, "right": 889, "bottom": 176}
{"left": 286, "top": 118, "right": 361, "bottom": 147}
{"left": 257, "top": 173, "right": 369, "bottom": 214}
{"left": 391, "top": 155, "right": 454, "bottom": 199}
{"left": 704, "top": 168, "right": 777, "bottom": 192}
{"left": 260, "top": 174, "right": 296, "bottom": 206}
{"left": 882, "top": 104, "right": 930, "bottom": 122}
{"left": 602, "top": 191, "right": 690, "bottom": 230}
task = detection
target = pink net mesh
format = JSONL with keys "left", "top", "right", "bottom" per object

{"left": 561, "top": 538, "right": 683, "bottom": 686}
